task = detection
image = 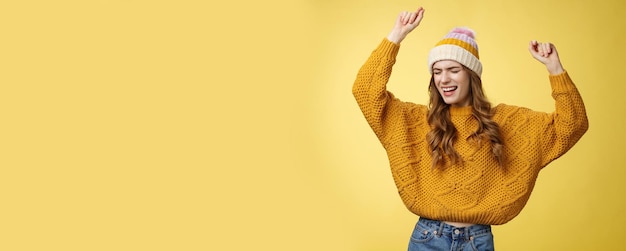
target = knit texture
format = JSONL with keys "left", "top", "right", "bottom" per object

{"left": 352, "top": 39, "right": 588, "bottom": 225}
{"left": 428, "top": 27, "right": 482, "bottom": 76}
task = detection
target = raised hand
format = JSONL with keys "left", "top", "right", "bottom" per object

{"left": 387, "top": 7, "right": 425, "bottom": 44}
{"left": 528, "top": 40, "right": 564, "bottom": 75}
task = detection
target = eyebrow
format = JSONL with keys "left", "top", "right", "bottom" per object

{"left": 433, "top": 66, "right": 462, "bottom": 71}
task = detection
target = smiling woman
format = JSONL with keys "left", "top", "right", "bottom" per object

{"left": 352, "top": 5, "right": 588, "bottom": 251}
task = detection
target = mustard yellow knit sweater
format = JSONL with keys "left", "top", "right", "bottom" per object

{"left": 352, "top": 39, "right": 589, "bottom": 225}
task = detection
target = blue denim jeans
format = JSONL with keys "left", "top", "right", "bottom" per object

{"left": 408, "top": 218, "right": 494, "bottom": 251}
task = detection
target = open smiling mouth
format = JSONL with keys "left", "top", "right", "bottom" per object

{"left": 442, "top": 86, "right": 457, "bottom": 96}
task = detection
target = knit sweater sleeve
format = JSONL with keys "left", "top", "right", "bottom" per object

{"left": 352, "top": 38, "right": 419, "bottom": 143}
{"left": 539, "top": 72, "right": 589, "bottom": 166}
{"left": 496, "top": 71, "right": 589, "bottom": 168}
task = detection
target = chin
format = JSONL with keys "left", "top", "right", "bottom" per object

{"left": 442, "top": 99, "right": 457, "bottom": 105}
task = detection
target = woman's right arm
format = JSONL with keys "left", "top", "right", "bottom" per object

{"left": 352, "top": 7, "right": 425, "bottom": 139}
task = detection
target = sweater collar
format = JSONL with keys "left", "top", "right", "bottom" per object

{"left": 449, "top": 106, "right": 473, "bottom": 116}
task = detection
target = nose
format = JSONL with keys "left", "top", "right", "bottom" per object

{"left": 439, "top": 72, "right": 450, "bottom": 84}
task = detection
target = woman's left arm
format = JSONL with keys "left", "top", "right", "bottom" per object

{"left": 529, "top": 41, "right": 589, "bottom": 166}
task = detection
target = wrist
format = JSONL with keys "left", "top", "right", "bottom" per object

{"left": 547, "top": 63, "right": 564, "bottom": 75}
{"left": 387, "top": 31, "right": 405, "bottom": 45}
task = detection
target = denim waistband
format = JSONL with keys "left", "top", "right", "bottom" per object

{"left": 417, "top": 217, "right": 492, "bottom": 239}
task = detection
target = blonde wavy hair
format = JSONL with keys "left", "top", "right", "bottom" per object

{"left": 426, "top": 65, "right": 504, "bottom": 168}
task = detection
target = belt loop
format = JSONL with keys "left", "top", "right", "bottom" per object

{"left": 437, "top": 221, "right": 444, "bottom": 237}
{"left": 464, "top": 227, "right": 470, "bottom": 241}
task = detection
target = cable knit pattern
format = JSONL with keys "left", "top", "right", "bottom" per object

{"left": 352, "top": 38, "right": 588, "bottom": 225}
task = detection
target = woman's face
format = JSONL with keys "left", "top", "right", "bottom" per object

{"left": 432, "top": 60, "right": 471, "bottom": 107}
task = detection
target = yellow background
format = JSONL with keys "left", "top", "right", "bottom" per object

{"left": 1, "top": 0, "right": 624, "bottom": 250}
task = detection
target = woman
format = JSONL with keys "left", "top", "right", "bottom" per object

{"left": 352, "top": 6, "right": 588, "bottom": 251}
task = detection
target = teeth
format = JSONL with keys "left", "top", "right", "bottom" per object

{"left": 442, "top": 86, "right": 457, "bottom": 92}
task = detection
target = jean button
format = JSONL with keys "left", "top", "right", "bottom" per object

{"left": 454, "top": 229, "right": 460, "bottom": 234}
